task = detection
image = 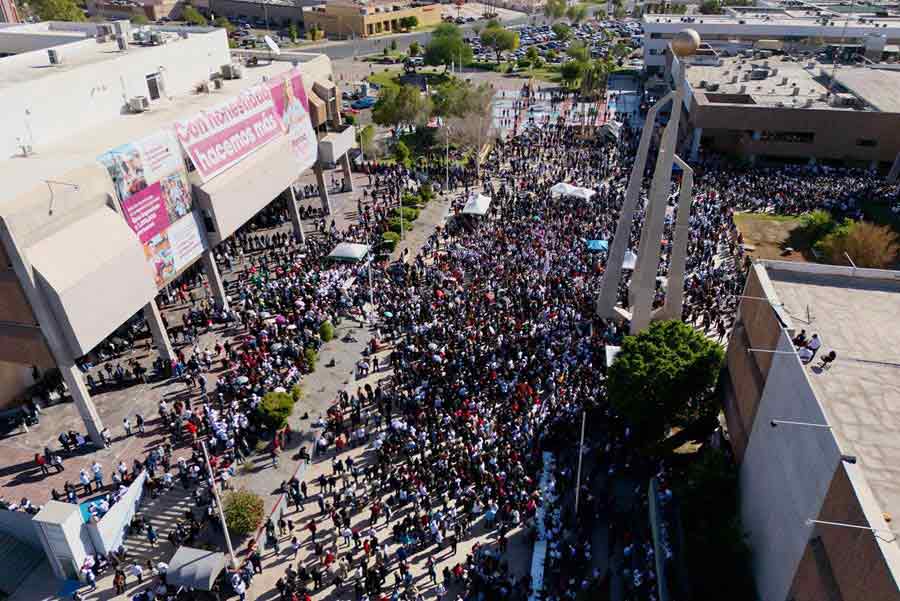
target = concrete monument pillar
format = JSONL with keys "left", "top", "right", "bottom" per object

{"left": 287, "top": 186, "right": 306, "bottom": 245}
{"left": 202, "top": 249, "right": 229, "bottom": 311}
{"left": 314, "top": 162, "right": 332, "bottom": 215}
{"left": 655, "top": 155, "right": 694, "bottom": 322}
{"left": 143, "top": 299, "right": 174, "bottom": 362}
{"left": 340, "top": 153, "right": 354, "bottom": 193}
{"left": 597, "top": 91, "right": 675, "bottom": 319}
{"left": 597, "top": 28, "right": 701, "bottom": 334}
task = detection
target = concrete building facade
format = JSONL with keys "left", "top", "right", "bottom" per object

{"left": 725, "top": 260, "right": 900, "bottom": 601}
{"left": 302, "top": 1, "right": 442, "bottom": 39}
{"left": 642, "top": 12, "right": 900, "bottom": 73}
{"left": 0, "top": 22, "right": 355, "bottom": 429}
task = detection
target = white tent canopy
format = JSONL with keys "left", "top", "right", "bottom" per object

{"left": 462, "top": 193, "right": 492, "bottom": 216}
{"left": 166, "top": 546, "right": 226, "bottom": 591}
{"left": 328, "top": 242, "right": 370, "bottom": 262}
{"left": 550, "top": 182, "right": 596, "bottom": 200}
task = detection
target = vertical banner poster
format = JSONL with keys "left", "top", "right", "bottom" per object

{"left": 169, "top": 211, "right": 208, "bottom": 272}
{"left": 98, "top": 130, "right": 197, "bottom": 287}
{"left": 267, "top": 68, "right": 318, "bottom": 173}
{"left": 174, "top": 85, "right": 283, "bottom": 182}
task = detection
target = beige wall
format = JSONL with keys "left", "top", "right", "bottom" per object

{"left": 304, "top": 3, "right": 441, "bottom": 38}
{"left": 725, "top": 265, "right": 782, "bottom": 461}
{"left": 690, "top": 94, "right": 900, "bottom": 164}
{"left": 0, "top": 361, "right": 35, "bottom": 410}
{"left": 791, "top": 463, "right": 900, "bottom": 601}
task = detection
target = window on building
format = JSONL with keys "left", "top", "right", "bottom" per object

{"left": 759, "top": 131, "right": 815, "bottom": 144}
{"left": 650, "top": 32, "right": 662, "bottom": 39}
{"left": 146, "top": 72, "right": 163, "bottom": 101}
{"left": 856, "top": 138, "right": 878, "bottom": 147}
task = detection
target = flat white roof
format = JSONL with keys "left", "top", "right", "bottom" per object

{"left": 0, "top": 28, "right": 217, "bottom": 92}
{"left": 0, "top": 59, "right": 300, "bottom": 215}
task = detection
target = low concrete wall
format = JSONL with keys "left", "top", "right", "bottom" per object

{"left": 85, "top": 471, "right": 147, "bottom": 555}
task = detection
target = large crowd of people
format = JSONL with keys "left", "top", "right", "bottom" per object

{"left": 10, "top": 79, "right": 900, "bottom": 601}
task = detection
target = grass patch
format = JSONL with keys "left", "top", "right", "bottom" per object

{"left": 367, "top": 70, "right": 401, "bottom": 88}
{"left": 733, "top": 212, "right": 801, "bottom": 224}
{"left": 528, "top": 66, "right": 562, "bottom": 83}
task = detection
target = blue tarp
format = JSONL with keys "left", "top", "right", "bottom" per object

{"left": 586, "top": 240, "right": 609, "bottom": 252}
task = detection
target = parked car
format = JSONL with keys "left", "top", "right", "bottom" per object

{"left": 351, "top": 96, "right": 377, "bottom": 110}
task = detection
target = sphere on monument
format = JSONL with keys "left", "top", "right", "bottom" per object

{"left": 671, "top": 29, "right": 700, "bottom": 57}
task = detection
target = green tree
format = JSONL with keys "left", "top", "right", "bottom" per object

{"left": 560, "top": 59, "right": 584, "bottom": 88}
{"left": 551, "top": 22, "right": 571, "bottom": 42}
{"left": 213, "top": 15, "right": 234, "bottom": 32}
{"left": 438, "top": 82, "right": 495, "bottom": 178}
{"left": 567, "top": 40, "right": 590, "bottom": 63}
{"left": 358, "top": 124, "right": 376, "bottom": 159}
{"left": 543, "top": 0, "right": 566, "bottom": 20}
{"left": 408, "top": 40, "right": 421, "bottom": 57}
{"left": 566, "top": 4, "right": 587, "bottom": 23}
{"left": 393, "top": 140, "right": 412, "bottom": 168}
{"left": 816, "top": 220, "right": 900, "bottom": 268}
{"left": 580, "top": 57, "right": 614, "bottom": 98}
{"left": 480, "top": 24, "right": 519, "bottom": 65}
{"left": 373, "top": 84, "right": 432, "bottom": 131}
{"left": 130, "top": 13, "right": 150, "bottom": 25}
{"left": 288, "top": 22, "right": 299, "bottom": 42}
{"left": 223, "top": 489, "right": 265, "bottom": 536}
{"left": 257, "top": 391, "right": 295, "bottom": 430}
{"left": 676, "top": 450, "right": 756, "bottom": 601}
{"left": 31, "top": 0, "right": 84, "bottom": 21}
{"left": 608, "top": 320, "right": 724, "bottom": 450}
{"left": 390, "top": 38, "right": 398, "bottom": 51}
{"left": 182, "top": 4, "right": 207, "bottom": 25}
{"left": 400, "top": 15, "right": 418, "bottom": 29}
{"left": 700, "top": 0, "right": 723, "bottom": 13}
{"left": 424, "top": 23, "right": 473, "bottom": 71}
{"left": 525, "top": 46, "right": 540, "bottom": 71}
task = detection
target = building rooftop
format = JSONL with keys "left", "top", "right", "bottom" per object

{"left": 833, "top": 66, "right": 900, "bottom": 112}
{"left": 684, "top": 55, "right": 900, "bottom": 111}
{"left": 764, "top": 262, "right": 900, "bottom": 549}
{"left": 643, "top": 12, "right": 900, "bottom": 28}
{"left": 0, "top": 25, "right": 218, "bottom": 91}
{"left": 0, "top": 55, "right": 324, "bottom": 214}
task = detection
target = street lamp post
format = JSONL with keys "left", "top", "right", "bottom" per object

{"left": 201, "top": 440, "right": 238, "bottom": 569}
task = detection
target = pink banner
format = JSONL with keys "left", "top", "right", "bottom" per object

{"left": 174, "top": 87, "right": 282, "bottom": 182}
{"left": 121, "top": 182, "right": 170, "bottom": 244}
{"left": 268, "top": 69, "right": 317, "bottom": 173}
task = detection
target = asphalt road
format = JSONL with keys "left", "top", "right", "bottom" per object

{"left": 302, "top": 15, "right": 539, "bottom": 60}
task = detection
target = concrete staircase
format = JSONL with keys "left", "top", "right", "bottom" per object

{"left": 122, "top": 483, "right": 196, "bottom": 565}
{"left": 0, "top": 532, "right": 44, "bottom": 595}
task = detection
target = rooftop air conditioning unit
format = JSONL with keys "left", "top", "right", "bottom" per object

{"left": 221, "top": 63, "right": 243, "bottom": 80}
{"left": 781, "top": 76, "right": 788, "bottom": 85}
{"left": 791, "top": 87, "right": 800, "bottom": 95}
{"left": 129, "top": 95, "right": 150, "bottom": 113}
{"left": 707, "top": 82, "right": 720, "bottom": 91}
{"left": 47, "top": 49, "right": 61, "bottom": 66}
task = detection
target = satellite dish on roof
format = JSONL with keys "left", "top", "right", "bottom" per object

{"left": 264, "top": 35, "right": 281, "bottom": 55}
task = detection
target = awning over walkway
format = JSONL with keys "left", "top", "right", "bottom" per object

{"left": 28, "top": 207, "right": 156, "bottom": 357}
{"left": 166, "top": 547, "right": 225, "bottom": 592}
{"left": 193, "top": 137, "right": 300, "bottom": 244}
{"left": 328, "top": 242, "right": 369, "bottom": 262}
{"left": 462, "top": 194, "right": 492, "bottom": 216}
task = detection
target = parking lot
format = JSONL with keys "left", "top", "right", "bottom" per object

{"left": 466, "top": 20, "right": 643, "bottom": 66}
